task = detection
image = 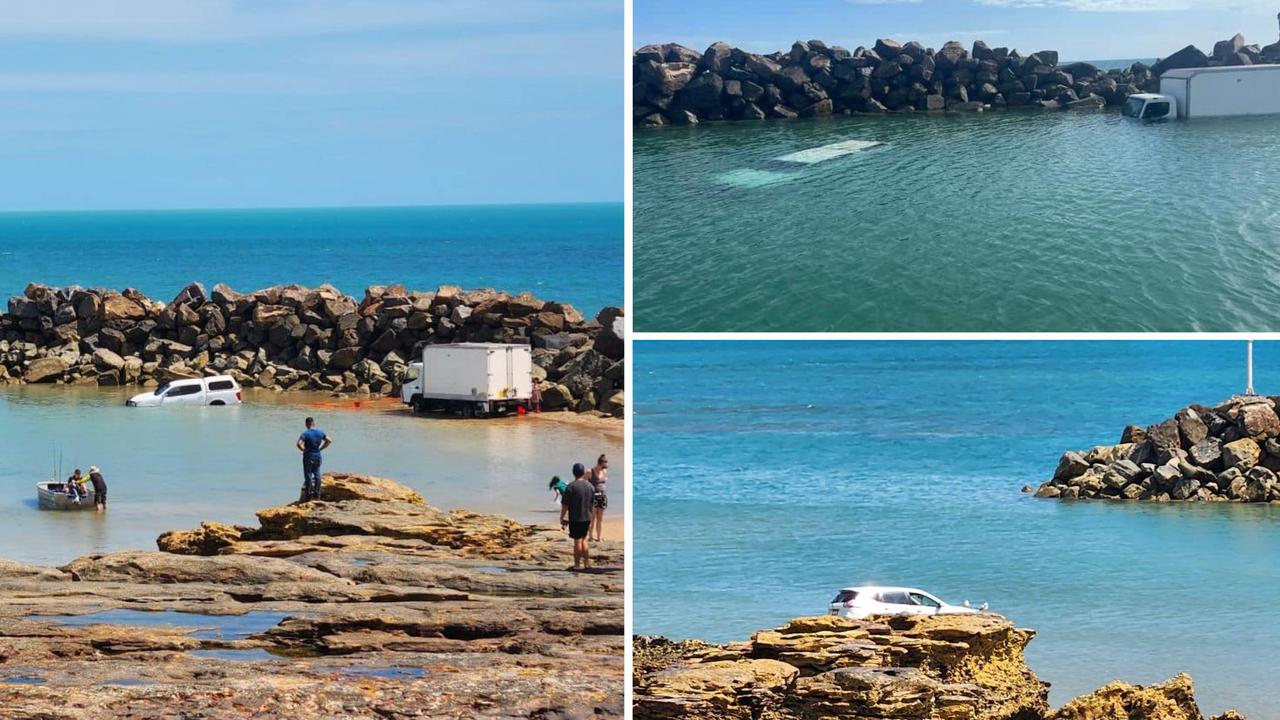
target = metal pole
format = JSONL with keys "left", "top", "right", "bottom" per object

{"left": 1247, "top": 339, "right": 1255, "bottom": 395}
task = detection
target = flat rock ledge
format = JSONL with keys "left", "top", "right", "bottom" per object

{"left": 635, "top": 31, "right": 1280, "bottom": 125}
{"left": 0, "top": 472, "right": 623, "bottom": 719}
{"left": 1033, "top": 395, "right": 1280, "bottom": 503}
{"left": 633, "top": 614, "right": 1242, "bottom": 720}
{"left": 1, "top": 281, "right": 625, "bottom": 416}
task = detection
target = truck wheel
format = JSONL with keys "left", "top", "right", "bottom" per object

{"left": 462, "top": 404, "right": 476, "bottom": 419}
{"left": 412, "top": 397, "right": 425, "bottom": 413}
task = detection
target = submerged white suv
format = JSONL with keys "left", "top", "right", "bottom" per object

{"left": 828, "top": 586, "right": 986, "bottom": 620}
{"left": 126, "top": 375, "right": 242, "bottom": 407}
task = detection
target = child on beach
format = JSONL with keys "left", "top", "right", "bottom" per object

{"left": 548, "top": 475, "right": 568, "bottom": 505}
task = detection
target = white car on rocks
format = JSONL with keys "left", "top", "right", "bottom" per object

{"left": 828, "top": 586, "right": 987, "bottom": 620}
{"left": 126, "top": 375, "right": 242, "bottom": 407}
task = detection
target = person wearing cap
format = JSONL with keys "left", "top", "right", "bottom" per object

{"left": 88, "top": 466, "right": 107, "bottom": 511}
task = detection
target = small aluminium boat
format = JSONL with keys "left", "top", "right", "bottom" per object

{"left": 36, "top": 481, "right": 95, "bottom": 511}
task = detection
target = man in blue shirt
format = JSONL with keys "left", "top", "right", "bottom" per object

{"left": 295, "top": 417, "right": 332, "bottom": 501}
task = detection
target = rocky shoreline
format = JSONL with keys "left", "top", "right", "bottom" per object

{"left": 634, "top": 614, "right": 1242, "bottom": 719}
{"left": 0, "top": 472, "right": 623, "bottom": 719}
{"left": 0, "top": 282, "right": 625, "bottom": 416}
{"left": 635, "top": 32, "right": 1280, "bottom": 126}
{"left": 1032, "top": 394, "right": 1280, "bottom": 503}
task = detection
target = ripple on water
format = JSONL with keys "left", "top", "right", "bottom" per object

{"left": 635, "top": 112, "right": 1280, "bottom": 331}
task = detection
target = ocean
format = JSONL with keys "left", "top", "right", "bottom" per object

{"left": 633, "top": 109, "right": 1280, "bottom": 331}
{"left": 0, "top": 387, "right": 623, "bottom": 566}
{"left": 0, "top": 203, "right": 622, "bottom": 316}
{"left": 633, "top": 340, "right": 1280, "bottom": 717}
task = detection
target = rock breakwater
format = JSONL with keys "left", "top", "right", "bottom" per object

{"left": 1033, "top": 395, "right": 1280, "bottom": 503}
{"left": 0, "top": 282, "right": 625, "bottom": 415}
{"left": 633, "top": 614, "right": 1241, "bottom": 719}
{"left": 634, "top": 31, "right": 1280, "bottom": 125}
{"left": 0, "top": 472, "right": 623, "bottom": 719}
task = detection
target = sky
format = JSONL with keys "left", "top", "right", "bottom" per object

{"left": 0, "top": 0, "right": 622, "bottom": 212}
{"left": 635, "top": 0, "right": 1280, "bottom": 63}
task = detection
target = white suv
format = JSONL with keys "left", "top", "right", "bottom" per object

{"left": 828, "top": 586, "right": 985, "bottom": 620}
{"left": 126, "top": 375, "right": 242, "bottom": 407}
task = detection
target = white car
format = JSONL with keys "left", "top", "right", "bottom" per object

{"left": 828, "top": 586, "right": 986, "bottom": 620}
{"left": 126, "top": 375, "right": 242, "bottom": 407}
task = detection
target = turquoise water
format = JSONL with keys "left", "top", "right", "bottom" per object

{"left": 0, "top": 387, "right": 623, "bottom": 566}
{"left": 634, "top": 111, "right": 1280, "bottom": 331}
{"left": 0, "top": 203, "right": 622, "bottom": 315}
{"left": 634, "top": 340, "right": 1280, "bottom": 716}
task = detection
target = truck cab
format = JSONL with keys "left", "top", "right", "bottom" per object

{"left": 1122, "top": 93, "right": 1176, "bottom": 121}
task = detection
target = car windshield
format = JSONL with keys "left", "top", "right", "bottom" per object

{"left": 1122, "top": 97, "right": 1145, "bottom": 118}
{"left": 909, "top": 593, "right": 942, "bottom": 608}
{"left": 1143, "top": 101, "right": 1170, "bottom": 120}
{"left": 153, "top": 383, "right": 171, "bottom": 396}
{"left": 831, "top": 590, "right": 858, "bottom": 604}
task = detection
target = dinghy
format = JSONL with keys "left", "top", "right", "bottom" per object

{"left": 36, "top": 481, "right": 95, "bottom": 511}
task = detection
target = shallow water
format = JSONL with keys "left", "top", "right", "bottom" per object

{"left": 634, "top": 340, "right": 1280, "bottom": 717}
{"left": 0, "top": 203, "right": 622, "bottom": 316}
{"left": 0, "top": 387, "right": 622, "bottom": 565}
{"left": 634, "top": 111, "right": 1280, "bottom": 331}
{"left": 30, "top": 609, "right": 294, "bottom": 640}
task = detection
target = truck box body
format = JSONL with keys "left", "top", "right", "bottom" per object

{"left": 420, "top": 343, "right": 532, "bottom": 402}
{"left": 1160, "top": 65, "right": 1280, "bottom": 118}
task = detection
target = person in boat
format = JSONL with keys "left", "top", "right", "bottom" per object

{"left": 64, "top": 468, "right": 86, "bottom": 504}
{"left": 588, "top": 454, "right": 609, "bottom": 542}
{"left": 87, "top": 466, "right": 107, "bottom": 511}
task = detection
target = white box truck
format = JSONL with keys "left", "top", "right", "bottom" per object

{"left": 1123, "top": 65, "right": 1280, "bottom": 120}
{"left": 400, "top": 343, "right": 533, "bottom": 418}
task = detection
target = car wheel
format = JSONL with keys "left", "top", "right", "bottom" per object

{"left": 210, "top": 400, "right": 225, "bottom": 406}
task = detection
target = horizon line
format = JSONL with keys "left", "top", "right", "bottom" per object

{"left": 0, "top": 199, "right": 624, "bottom": 217}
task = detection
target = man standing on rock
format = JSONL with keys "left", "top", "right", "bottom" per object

{"left": 296, "top": 417, "right": 332, "bottom": 501}
{"left": 559, "top": 462, "right": 593, "bottom": 571}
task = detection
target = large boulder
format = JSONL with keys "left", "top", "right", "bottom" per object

{"left": 101, "top": 293, "right": 147, "bottom": 322}
{"left": 24, "top": 356, "right": 68, "bottom": 383}
{"left": 1152, "top": 45, "right": 1208, "bottom": 76}
{"left": 1049, "top": 674, "right": 1220, "bottom": 720}
{"left": 1236, "top": 401, "right": 1280, "bottom": 439}
{"left": 1222, "top": 438, "right": 1262, "bottom": 470}
{"left": 593, "top": 307, "right": 625, "bottom": 361}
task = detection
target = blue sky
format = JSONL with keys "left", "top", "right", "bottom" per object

{"left": 0, "top": 0, "right": 622, "bottom": 211}
{"left": 636, "top": 0, "right": 1280, "bottom": 63}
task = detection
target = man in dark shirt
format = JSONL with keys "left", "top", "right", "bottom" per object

{"left": 88, "top": 466, "right": 107, "bottom": 512}
{"left": 559, "top": 462, "right": 594, "bottom": 570}
{"left": 295, "top": 417, "right": 332, "bottom": 501}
